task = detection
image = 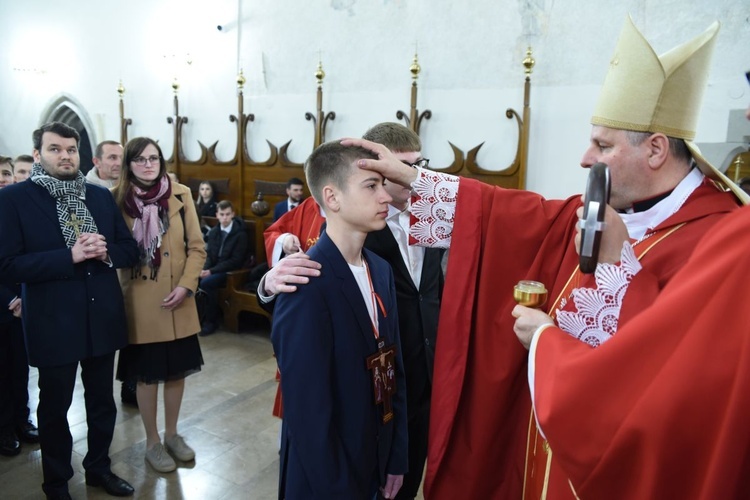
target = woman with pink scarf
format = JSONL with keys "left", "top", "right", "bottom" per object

{"left": 113, "top": 137, "right": 206, "bottom": 473}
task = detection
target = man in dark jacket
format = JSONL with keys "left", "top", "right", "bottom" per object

{"left": 0, "top": 122, "right": 139, "bottom": 499}
{"left": 0, "top": 156, "right": 38, "bottom": 457}
{"left": 0, "top": 281, "right": 29, "bottom": 457}
{"left": 199, "top": 200, "right": 248, "bottom": 335}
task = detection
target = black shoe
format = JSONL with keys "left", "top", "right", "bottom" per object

{"left": 15, "top": 420, "right": 39, "bottom": 443}
{"left": 199, "top": 322, "right": 217, "bottom": 336}
{"left": 120, "top": 380, "right": 138, "bottom": 408}
{"left": 45, "top": 493, "right": 72, "bottom": 500}
{"left": 0, "top": 432, "right": 21, "bottom": 456}
{"left": 85, "top": 471, "right": 134, "bottom": 497}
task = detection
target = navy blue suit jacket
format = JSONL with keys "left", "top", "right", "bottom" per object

{"left": 272, "top": 233, "right": 408, "bottom": 499}
{"left": 0, "top": 180, "right": 138, "bottom": 367}
{"left": 273, "top": 200, "right": 290, "bottom": 222}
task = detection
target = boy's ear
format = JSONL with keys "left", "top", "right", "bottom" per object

{"left": 322, "top": 184, "right": 340, "bottom": 212}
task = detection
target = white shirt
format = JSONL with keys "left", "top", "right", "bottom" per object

{"left": 220, "top": 220, "right": 234, "bottom": 234}
{"left": 385, "top": 203, "right": 424, "bottom": 289}
{"left": 349, "top": 261, "right": 378, "bottom": 331}
{"left": 85, "top": 168, "right": 117, "bottom": 189}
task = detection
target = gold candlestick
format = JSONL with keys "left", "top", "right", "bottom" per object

{"left": 513, "top": 280, "right": 548, "bottom": 308}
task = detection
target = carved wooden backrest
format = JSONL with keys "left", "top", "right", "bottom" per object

{"left": 119, "top": 51, "right": 536, "bottom": 267}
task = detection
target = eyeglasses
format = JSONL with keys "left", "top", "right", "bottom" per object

{"left": 400, "top": 158, "right": 430, "bottom": 169}
{"left": 132, "top": 155, "right": 161, "bottom": 166}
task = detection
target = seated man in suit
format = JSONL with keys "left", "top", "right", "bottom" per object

{"left": 260, "top": 123, "right": 444, "bottom": 499}
{"left": 272, "top": 140, "right": 407, "bottom": 499}
{"left": 272, "top": 177, "right": 304, "bottom": 221}
{"left": 198, "top": 200, "right": 248, "bottom": 336}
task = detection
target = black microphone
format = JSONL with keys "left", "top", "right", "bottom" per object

{"left": 579, "top": 163, "right": 611, "bottom": 274}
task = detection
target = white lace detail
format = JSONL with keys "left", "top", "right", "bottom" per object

{"left": 556, "top": 243, "right": 642, "bottom": 347}
{"left": 410, "top": 169, "right": 459, "bottom": 248}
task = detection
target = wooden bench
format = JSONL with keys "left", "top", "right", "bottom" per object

{"left": 219, "top": 268, "right": 270, "bottom": 331}
{"left": 202, "top": 215, "right": 271, "bottom": 332}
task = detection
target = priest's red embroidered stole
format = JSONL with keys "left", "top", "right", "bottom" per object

{"left": 366, "top": 341, "right": 397, "bottom": 423}
{"left": 522, "top": 222, "right": 687, "bottom": 499}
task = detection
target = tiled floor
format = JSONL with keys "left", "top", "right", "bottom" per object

{"left": 1, "top": 316, "right": 426, "bottom": 499}
{"left": 0, "top": 316, "right": 282, "bottom": 500}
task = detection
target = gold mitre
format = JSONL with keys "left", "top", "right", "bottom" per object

{"left": 592, "top": 16, "right": 749, "bottom": 204}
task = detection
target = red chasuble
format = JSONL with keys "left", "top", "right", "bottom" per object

{"left": 532, "top": 205, "right": 750, "bottom": 500}
{"left": 424, "top": 177, "right": 738, "bottom": 500}
{"left": 263, "top": 196, "right": 325, "bottom": 266}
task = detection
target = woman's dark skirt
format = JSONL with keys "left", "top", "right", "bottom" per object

{"left": 116, "top": 334, "right": 203, "bottom": 384}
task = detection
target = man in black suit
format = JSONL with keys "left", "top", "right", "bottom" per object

{"left": 259, "top": 123, "right": 443, "bottom": 499}
{"left": 0, "top": 122, "right": 139, "bottom": 499}
{"left": 198, "top": 200, "right": 248, "bottom": 336}
{"left": 0, "top": 156, "right": 38, "bottom": 457}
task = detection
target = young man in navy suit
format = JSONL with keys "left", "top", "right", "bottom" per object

{"left": 0, "top": 122, "right": 138, "bottom": 499}
{"left": 271, "top": 141, "right": 408, "bottom": 499}
{"left": 260, "top": 123, "right": 443, "bottom": 498}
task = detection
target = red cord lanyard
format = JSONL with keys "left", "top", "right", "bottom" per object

{"left": 363, "top": 258, "right": 387, "bottom": 340}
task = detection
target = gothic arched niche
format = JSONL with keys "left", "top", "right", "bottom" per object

{"left": 40, "top": 95, "right": 96, "bottom": 175}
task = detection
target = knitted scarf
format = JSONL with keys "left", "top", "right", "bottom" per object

{"left": 30, "top": 163, "right": 98, "bottom": 247}
{"left": 124, "top": 175, "right": 171, "bottom": 279}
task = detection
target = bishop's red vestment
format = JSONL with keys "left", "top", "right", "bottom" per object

{"left": 418, "top": 170, "right": 739, "bottom": 499}
{"left": 531, "top": 205, "right": 750, "bottom": 499}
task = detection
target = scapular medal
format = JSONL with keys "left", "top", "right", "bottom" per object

{"left": 366, "top": 339, "right": 397, "bottom": 423}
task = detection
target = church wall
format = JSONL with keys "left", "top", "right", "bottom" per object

{"left": 0, "top": 0, "right": 747, "bottom": 199}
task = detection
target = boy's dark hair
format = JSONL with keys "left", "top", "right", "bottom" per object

{"left": 0, "top": 156, "right": 13, "bottom": 172}
{"left": 14, "top": 154, "right": 33, "bottom": 164}
{"left": 32, "top": 122, "right": 80, "bottom": 151}
{"left": 362, "top": 122, "right": 421, "bottom": 153}
{"left": 217, "top": 200, "right": 234, "bottom": 211}
{"left": 304, "top": 142, "right": 378, "bottom": 206}
{"left": 286, "top": 177, "right": 304, "bottom": 189}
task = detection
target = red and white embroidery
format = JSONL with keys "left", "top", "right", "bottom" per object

{"left": 410, "top": 169, "right": 459, "bottom": 248}
{"left": 556, "top": 243, "right": 642, "bottom": 347}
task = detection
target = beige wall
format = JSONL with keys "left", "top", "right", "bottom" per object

{"left": 0, "top": 0, "right": 747, "bottom": 198}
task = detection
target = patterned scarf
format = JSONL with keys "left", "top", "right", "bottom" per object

{"left": 124, "top": 175, "right": 171, "bottom": 279}
{"left": 30, "top": 163, "right": 98, "bottom": 248}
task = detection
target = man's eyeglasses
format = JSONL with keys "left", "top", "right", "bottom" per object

{"left": 132, "top": 155, "right": 161, "bottom": 166}
{"left": 401, "top": 158, "right": 430, "bottom": 169}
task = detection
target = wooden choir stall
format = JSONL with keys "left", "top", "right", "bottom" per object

{"left": 117, "top": 50, "right": 537, "bottom": 332}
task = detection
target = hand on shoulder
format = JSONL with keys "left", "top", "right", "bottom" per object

{"left": 264, "top": 252, "right": 322, "bottom": 295}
